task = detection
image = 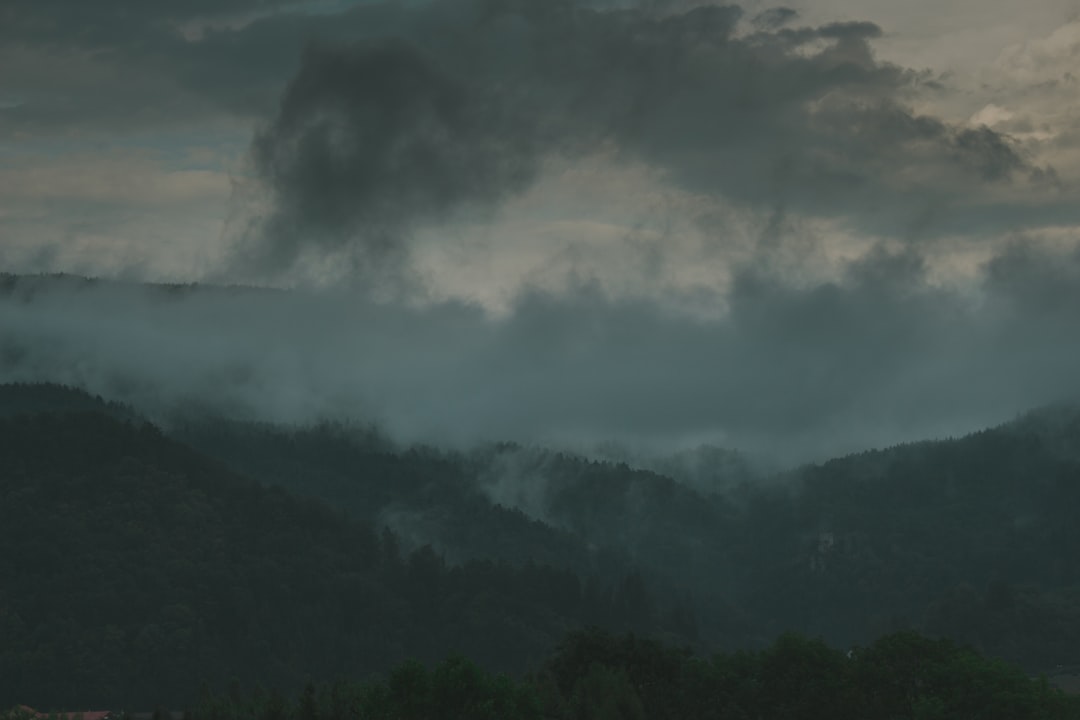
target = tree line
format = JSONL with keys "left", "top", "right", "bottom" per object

{"left": 8, "top": 628, "right": 1078, "bottom": 720}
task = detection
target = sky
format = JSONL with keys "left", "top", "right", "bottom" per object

{"left": 2, "top": 0, "right": 1080, "bottom": 463}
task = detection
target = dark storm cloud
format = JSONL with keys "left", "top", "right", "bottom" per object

{"left": 984, "top": 240, "right": 1080, "bottom": 317}
{"left": 242, "top": 40, "right": 538, "bottom": 275}
{"left": 225, "top": 0, "right": 1053, "bottom": 276}
{"left": 4, "top": 238, "right": 1080, "bottom": 463}
{"left": 7, "top": 0, "right": 1041, "bottom": 217}
{"left": 751, "top": 6, "right": 797, "bottom": 29}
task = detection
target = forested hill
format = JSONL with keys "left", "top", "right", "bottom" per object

{"left": 3, "top": 382, "right": 1080, "bottom": 706}
{"left": 153, "top": 630, "right": 1080, "bottom": 720}
{"left": 169, "top": 395, "right": 1080, "bottom": 671}
{"left": 0, "top": 401, "right": 685, "bottom": 710}
{"left": 0, "top": 382, "right": 134, "bottom": 421}
{"left": 761, "top": 410, "right": 1080, "bottom": 663}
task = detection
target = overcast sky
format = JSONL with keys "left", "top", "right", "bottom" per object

{"left": 2, "top": 0, "right": 1079, "bottom": 462}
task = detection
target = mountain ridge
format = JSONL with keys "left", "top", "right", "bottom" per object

{"left": 3, "top": 382, "right": 1079, "bottom": 679}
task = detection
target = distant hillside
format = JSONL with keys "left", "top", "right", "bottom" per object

{"left": 3, "top": 382, "right": 1080, "bottom": 684}
{"left": 0, "top": 404, "right": 684, "bottom": 710}
{"left": 170, "top": 419, "right": 606, "bottom": 577}
{"left": 171, "top": 392, "right": 1080, "bottom": 670}
{"left": 188, "top": 629, "right": 1080, "bottom": 720}
{"left": 753, "top": 409, "right": 1080, "bottom": 665}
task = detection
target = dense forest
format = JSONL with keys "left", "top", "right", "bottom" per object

{"left": 0, "top": 394, "right": 683, "bottom": 709}
{"left": 2, "top": 382, "right": 1080, "bottom": 710}
{"left": 171, "top": 389, "right": 1080, "bottom": 666}
{"left": 190, "top": 629, "right": 1080, "bottom": 720}
{"left": 6, "top": 630, "right": 1080, "bottom": 719}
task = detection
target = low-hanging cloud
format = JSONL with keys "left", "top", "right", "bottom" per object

{"left": 4, "top": 236, "right": 1080, "bottom": 464}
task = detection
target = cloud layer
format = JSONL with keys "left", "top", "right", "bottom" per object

{"left": 231, "top": 1, "right": 1063, "bottom": 282}
{"left": 3, "top": 0, "right": 1080, "bottom": 460}
{"left": 4, "top": 235, "right": 1080, "bottom": 463}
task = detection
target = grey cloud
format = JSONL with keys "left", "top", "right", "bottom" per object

{"left": 7, "top": 0, "right": 1041, "bottom": 205}
{"left": 0, "top": 0, "right": 342, "bottom": 134}
{"left": 0, "top": 0, "right": 313, "bottom": 45}
{"left": 815, "top": 20, "right": 882, "bottom": 40}
{"left": 751, "top": 7, "right": 797, "bottom": 29}
{"left": 951, "top": 126, "right": 1028, "bottom": 181}
{"left": 984, "top": 240, "right": 1080, "bottom": 317}
{"left": 5, "top": 237, "right": 1080, "bottom": 464}
{"left": 6, "top": 0, "right": 1069, "bottom": 285}
{"left": 240, "top": 39, "right": 539, "bottom": 276}
{"left": 221, "top": 1, "right": 1052, "bottom": 279}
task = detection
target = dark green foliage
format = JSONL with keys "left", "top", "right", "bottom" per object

{"left": 170, "top": 420, "right": 603, "bottom": 577}
{"left": 81, "top": 629, "right": 1075, "bottom": 720}
{"left": 568, "top": 664, "right": 645, "bottom": 720}
{"left": 4, "top": 383, "right": 1080, "bottom": 711}
{"left": 171, "top": 399, "right": 1080, "bottom": 671}
{"left": 766, "top": 415, "right": 1080, "bottom": 661}
{"left": 0, "top": 383, "right": 133, "bottom": 421}
{"left": 180, "top": 656, "right": 540, "bottom": 720}
{"left": 0, "top": 408, "right": 678, "bottom": 710}
{"left": 533, "top": 629, "right": 1080, "bottom": 720}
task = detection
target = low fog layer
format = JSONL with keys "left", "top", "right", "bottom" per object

{"left": 4, "top": 237, "right": 1079, "bottom": 464}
